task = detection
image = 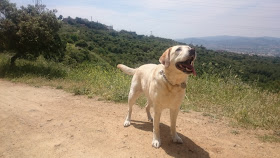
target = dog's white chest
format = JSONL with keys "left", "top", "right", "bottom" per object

{"left": 151, "top": 87, "right": 185, "bottom": 109}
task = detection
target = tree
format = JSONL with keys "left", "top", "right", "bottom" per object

{"left": 58, "top": 15, "right": 63, "bottom": 20}
{"left": 0, "top": 0, "right": 65, "bottom": 65}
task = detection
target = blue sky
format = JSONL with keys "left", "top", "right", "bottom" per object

{"left": 10, "top": 0, "right": 280, "bottom": 39}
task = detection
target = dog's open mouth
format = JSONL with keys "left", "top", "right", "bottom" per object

{"left": 175, "top": 57, "right": 196, "bottom": 76}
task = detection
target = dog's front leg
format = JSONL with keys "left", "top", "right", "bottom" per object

{"left": 152, "top": 108, "right": 162, "bottom": 148}
{"left": 170, "top": 108, "right": 183, "bottom": 144}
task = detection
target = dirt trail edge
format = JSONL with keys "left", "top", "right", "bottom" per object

{"left": 0, "top": 80, "right": 279, "bottom": 158}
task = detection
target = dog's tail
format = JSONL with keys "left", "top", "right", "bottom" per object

{"left": 117, "top": 64, "right": 136, "bottom": 75}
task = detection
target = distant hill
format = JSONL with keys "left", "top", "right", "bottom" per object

{"left": 177, "top": 36, "right": 280, "bottom": 57}
{"left": 59, "top": 17, "right": 181, "bottom": 67}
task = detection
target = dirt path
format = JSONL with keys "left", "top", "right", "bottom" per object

{"left": 0, "top": 80, "right": 279, "bottom": 158}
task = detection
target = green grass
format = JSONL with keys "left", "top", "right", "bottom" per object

{"left": 67, "top": 63, "right": 131, "bottom": 101}
{"left": 257, "top": 134, "right": 280, "bottom": 143}
{"left": 183, "top": 74, "right": 280, "bottom": 130}
{"left": 0, "top": 54, "right": 279, "bottom": 134}
{"left": 0, "top": 54, "right": 67, "bottom": 79}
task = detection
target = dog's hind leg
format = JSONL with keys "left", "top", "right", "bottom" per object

{"left": 145, "top": 99, "right": 153, "bottom": 122}
{"left": 124, "top": 82, "right": 142, "bottom": 127}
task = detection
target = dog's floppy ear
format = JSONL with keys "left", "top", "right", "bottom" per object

{"left": 159, "top": 47, "right": 171, "bottom": 68}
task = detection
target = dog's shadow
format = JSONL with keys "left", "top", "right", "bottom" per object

{"left": 131, "top": 120, "right": 210, "bottom": 158}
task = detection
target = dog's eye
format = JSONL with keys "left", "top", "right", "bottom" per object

{"left": 175, "top": 47, "right": 182, "bottom": 52}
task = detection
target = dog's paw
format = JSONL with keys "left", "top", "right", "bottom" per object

{"left": 123, "top": 120, "right": 131, "bottom": 127}
{"left": 172, "top": 134, "right": 183, "bottom": 144}
{"left": 152, "top": 139, "right": 161, "bottom": 148}
{"left": 148, "top": 117, "right": 153, "bottom": 122}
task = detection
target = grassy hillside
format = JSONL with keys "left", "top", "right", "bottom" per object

{"left": 57, "top": 17, "right": 280, "bottom": 92}
{"left": 196, "top": 47, "right": 280, "bottom": 92}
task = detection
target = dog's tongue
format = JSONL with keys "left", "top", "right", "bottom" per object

{"left": 186, "top": 65, "right": 197, "bottom": 76}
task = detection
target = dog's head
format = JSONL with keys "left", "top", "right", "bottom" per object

{"left": 159, "top": 45, "right": 196, "bottom": 75}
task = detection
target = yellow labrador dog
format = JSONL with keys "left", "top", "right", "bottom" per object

{"left": 117, "top": 45, "right": 196, "bottom": 148}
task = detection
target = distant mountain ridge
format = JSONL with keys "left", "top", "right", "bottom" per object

{"left": 177, "top": 36, "right": 280, "bottom": 57}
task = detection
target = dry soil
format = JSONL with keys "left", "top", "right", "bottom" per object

{"left": 0, "top": 79, "right": 279, "bottom": 158}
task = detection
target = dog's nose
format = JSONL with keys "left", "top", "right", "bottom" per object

{"left": 189, "top": 48, "right": 196, "bottom": 57}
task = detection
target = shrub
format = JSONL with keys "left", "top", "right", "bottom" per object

{"left": 75, "top": 40, "right": 88, "bottom": 48}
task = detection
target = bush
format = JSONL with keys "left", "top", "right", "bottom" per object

{"left": 64, "top": 44, "right": 91, "bottom": 65}
{"left": 75, "top": 40, "right": 88, "bottom": 48}
{"left": 0, "top": 54, "right": 67, "bottom": 79}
